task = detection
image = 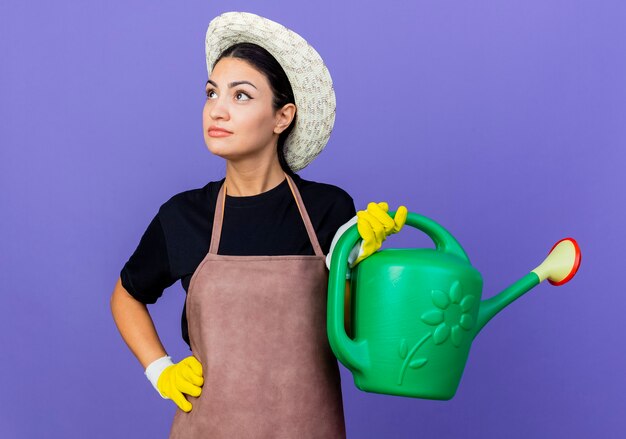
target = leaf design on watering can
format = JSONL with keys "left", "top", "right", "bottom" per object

{"left": 409, "top": 358, "right": 428, "bottom": 369}
{"left": 399, "top": 338, "right": 408, "bottom": 359}
{"left": 397, "top": 333, "right": 432, "bottom": 386}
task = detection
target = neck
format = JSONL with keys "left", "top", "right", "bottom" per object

{"left": 224, "top": 155, "right": 288, "bottom": 197}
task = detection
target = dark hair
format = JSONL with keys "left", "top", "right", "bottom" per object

{"left": 213, "top": 42, "right": 297, "bottom": 177}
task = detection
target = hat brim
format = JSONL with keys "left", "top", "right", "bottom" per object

{"left": 205, "top": 12, "right": 336, "bottom": 172}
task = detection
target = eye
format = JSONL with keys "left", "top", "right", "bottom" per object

{"left": 235, "top": 91, "right": 251, "bottom": 101}
{"left": 206, "top": 89, "right": 217, "bottom": 99}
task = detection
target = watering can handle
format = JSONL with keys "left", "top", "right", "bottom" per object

{"left": 400, "top": 211, "right": 471, "bottom": 263}
{"left": 326, "top": 210, "right": 469, "bottom": 374}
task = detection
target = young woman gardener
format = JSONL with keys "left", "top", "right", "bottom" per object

{"left": 110, "top": 12, "right": 407, "bottom": 438}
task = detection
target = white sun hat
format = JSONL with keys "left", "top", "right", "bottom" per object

{"left": 205, "top": 11, "right": 336, "bottom": 172}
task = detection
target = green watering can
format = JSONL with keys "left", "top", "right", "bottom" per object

{"left": 327, "top": 211, "right": 581, "bottom": 400}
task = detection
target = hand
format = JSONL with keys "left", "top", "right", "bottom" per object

{"left": 353, "top": 202, "right": 408, "bottom": 266}
{"left": 157, "top": 355, "right": 204, "bottom": 412}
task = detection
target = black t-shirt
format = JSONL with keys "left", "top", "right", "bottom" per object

{"left": 120, "top": 173, "right": 356, "bottom": 349}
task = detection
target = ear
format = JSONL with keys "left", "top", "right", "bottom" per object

{"left": 274, "top": 103, "right": 297, "bottom": 134}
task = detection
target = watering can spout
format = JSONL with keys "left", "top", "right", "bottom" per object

{"left": 475, "top": 273, "right": 540, "bottom": 335}
{"left": 475, "top": 238, "right": 581, "bottom": 336}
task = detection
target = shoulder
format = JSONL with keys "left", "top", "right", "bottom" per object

{"left": 291, "top": 174, "right": 356, "bottom": 227}
{"left": 157, "top": 178, "right": 225, "bottom": 217}
{"left": 154, "top": 178, "right": 226, "bottom": 242}
{"left": 292, "top": 174, "right": 354, "bottom": 209}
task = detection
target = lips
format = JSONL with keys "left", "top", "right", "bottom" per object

{"left": 208, "top": 126, "right": 233, "bottom": 137}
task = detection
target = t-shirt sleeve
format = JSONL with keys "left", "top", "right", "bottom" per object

{"left": 337, "top": 191, "right": 357, "bottom": 236}
{"left": 319, "top": 189, "right": 357, "bottom": 255}
{"left": 120, "top": 212, "right": 176, "bottom": 304}
{"left": 338, "top": 192, "right": 357, "bottom": 225}
{"left": 322, "top": 189, "right": 358, "bottom": 279}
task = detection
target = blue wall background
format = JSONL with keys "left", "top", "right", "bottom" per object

{"left": 1, "top": 1, "right": 623, "bottom": 437}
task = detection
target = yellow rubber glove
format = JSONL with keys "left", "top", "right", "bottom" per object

{"left": 157, "top": 355, "right": 204, "bottom": 413}
{"left": 353, "top": 202, "right": 408, "bottom": 266}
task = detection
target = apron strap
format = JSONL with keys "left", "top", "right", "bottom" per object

{"left": 284, "top": 174, "right": 324, "bottom": 257}
{"left": 209, "top": 173, "right": 324, "bottom": 257}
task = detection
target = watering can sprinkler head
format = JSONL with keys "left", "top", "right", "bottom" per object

{"left": 473, "top": 236, "right": 581, "bottom": 334}
{"left": 532, "top": 238, "right": 581, "bottom": 286}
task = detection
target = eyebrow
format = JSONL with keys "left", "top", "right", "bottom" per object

{"left": 206, "top": 79, "right": 257, "bottom": 89}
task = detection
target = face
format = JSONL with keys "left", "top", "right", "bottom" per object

{"left": 203, "top": 57, "right": 294, "bottom": 165}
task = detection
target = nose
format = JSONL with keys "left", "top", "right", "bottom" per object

{"left": 208, "top": 95, "right": 229, "bottom": 121}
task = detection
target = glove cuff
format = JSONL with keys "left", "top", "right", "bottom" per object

{"left": 145, "top": 355, "right": 174, "bottom": 399}
{"left": 325, "top": 215, "right": 359, "bottom": 279}
{"left": 347, "top": 240, "right": 366, "bottom": 268}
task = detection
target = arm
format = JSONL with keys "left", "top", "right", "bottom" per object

{"left": 344, "top": 279, "right": 352, "bottom": 338}
{"left": 110, "top": 276, "right": 203, "bottom": 412}
{"left": 109, "top": 276, "right": 167, "bottom": 369}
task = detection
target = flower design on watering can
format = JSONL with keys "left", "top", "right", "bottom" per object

{"left": 397, "top": 280, "right": 478, "bottom": 386}
{"left": 420, "top": 280, "right": 476, "bottom": 347}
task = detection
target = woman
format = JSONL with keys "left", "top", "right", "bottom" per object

{"left": 110, "top": 11, "right": 407, "bottom": 438}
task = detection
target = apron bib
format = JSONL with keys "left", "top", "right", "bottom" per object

{"left": 168, "top": 173, "right": 346, "bottom": 438}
